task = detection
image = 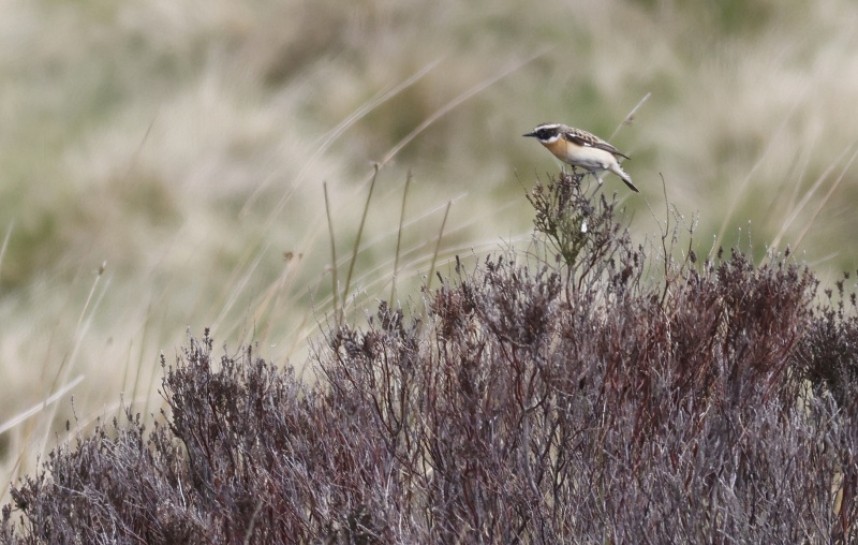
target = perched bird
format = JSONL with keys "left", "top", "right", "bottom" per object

{"left": 523, "top": 123, "right": 639, "bottom": 192}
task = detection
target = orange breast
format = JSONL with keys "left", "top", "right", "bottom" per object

{"left": 542, "top": 139, "right": 571, "bottom": 164}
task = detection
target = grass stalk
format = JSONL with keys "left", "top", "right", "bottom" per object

{"left": 769, "top": 144, "right": 856, "bottom": 254}
{"left": 610, "top": 91, "right": 651, "bottom": 141}
{"left": 374, "top": 51, "right": 547, "bottom": 172}
{"left": 792, "top": 146, "right": 858, "bottom": 252}
{"left": 389, "top": 170, "right": 413, "bottom": 305}
{"left": 0, "top": 376, "right": 85, "bottom": 435}
{"left": 252, "top": 58, "right": 444, "bottom": 222}
{"left": 323, "top": 182, "right": 340, "bottom": 325}
{"left": 342, "top": 164, "right": 379, "bottom": 315}
{"left": 426, "top": 201, "right": 452, "bottom": 292}
{"left": 0, "top": 220, "right": 12, "bottom": 284}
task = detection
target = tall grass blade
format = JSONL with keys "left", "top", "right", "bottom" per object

{"left": 390, "top": 170, "right": 413, "bottom": 304}
{"left": 323, "top": 182, "right": 340, "bottom": 325}
{"left": 426, "top": 201, "right": 451, "bottom": 292}
{"left": 342, "top": 164, "right": 379, "bottom": 316}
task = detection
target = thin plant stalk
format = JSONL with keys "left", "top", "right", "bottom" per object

{"left": 342, "top": 164, "right": 379, "bottom": 314}
{"left": 792, "top": 146, "right": 858, "bottom": 252}
{"left": 323, "top": 182, "right": 340, "bottom": 325}
{"left": 426, "top": 201, "right": 451, "bottom": 292}
{"left": 610, "top": 91, "right": 651, "bottom": 141}
{"left": 390, "top": 170, "right": 413, "bottom": 305}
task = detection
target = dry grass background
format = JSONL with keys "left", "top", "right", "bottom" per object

{"left": 1, "top": 0, "right": 857, "bottom": 503}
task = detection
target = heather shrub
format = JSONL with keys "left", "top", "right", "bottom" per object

{"left": 3, "top": 172, "right": 857, "bottom": 544}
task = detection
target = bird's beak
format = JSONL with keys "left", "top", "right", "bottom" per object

{"left": 522, "top": 131, "right": 537, "bottom": 138}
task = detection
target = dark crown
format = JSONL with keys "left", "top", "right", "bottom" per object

{"left": 523, "top": 124, "right": 561, "bottom": 141}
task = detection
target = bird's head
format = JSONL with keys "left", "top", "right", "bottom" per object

{"left": 523, "top": 123, "right": 563, "bottom": 144}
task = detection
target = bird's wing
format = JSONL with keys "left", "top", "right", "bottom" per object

{"left": 562, "top": 128, "right": 630, "bottom": 160}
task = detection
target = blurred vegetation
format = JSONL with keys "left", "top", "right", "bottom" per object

{"left": 1, "top": 0, "right": 857, "bottom": 505}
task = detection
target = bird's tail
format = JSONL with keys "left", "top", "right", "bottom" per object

{"left": 611, "top": 163, "right": 639, "bottom": 193}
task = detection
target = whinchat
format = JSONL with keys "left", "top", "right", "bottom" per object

{"left": 523, "top": 123, "right": 639, "bottom": 193}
